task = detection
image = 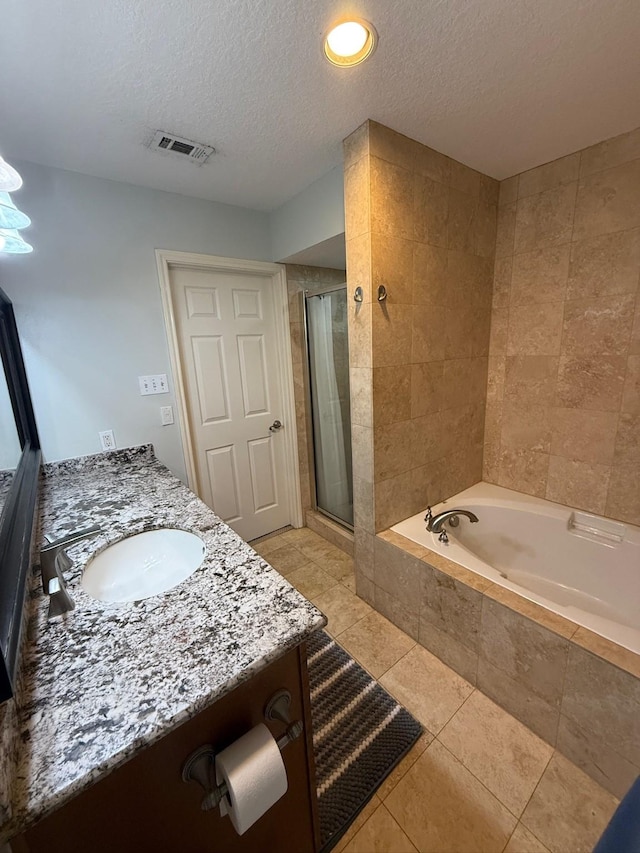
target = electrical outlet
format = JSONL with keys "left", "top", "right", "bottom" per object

{"left": 138, "top": 374, "right": 169, "bottom": 396}
{"left": 160, "top": 406, "right": 174, "bottom": 426}
{"left": 99, "top": 430, "right": 116, "bottom": 451}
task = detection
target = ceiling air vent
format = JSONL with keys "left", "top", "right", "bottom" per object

{"left": 148, "top": 130, "right": 215, "bottom": 164}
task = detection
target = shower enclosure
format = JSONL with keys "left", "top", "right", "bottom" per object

{"left": 304, "top": 285, "right": 353, "bottom": 528}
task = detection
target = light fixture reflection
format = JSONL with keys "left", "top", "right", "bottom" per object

{"left": 324, "top": 19, "right": 377, "bottom": 67}
{"left": 0, "top": 156, "right": 23, "bottom": 192}
{"left": 0, "top": 229, "right": 33, "bottom": 254}
{"left": 0, "top": 192, "right": 31, "bottom": 230}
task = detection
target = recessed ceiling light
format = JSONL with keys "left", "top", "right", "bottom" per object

{"left": 323, "top": 19, "right": 377, "bottom": 67}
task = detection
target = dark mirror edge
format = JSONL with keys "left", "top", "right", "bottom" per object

{"left": 0, "top": 288, "right": 41, "bottom": 704}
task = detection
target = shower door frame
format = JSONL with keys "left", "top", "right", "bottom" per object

{"left": 303, "top": 283, "right": 354, "bottom": 531}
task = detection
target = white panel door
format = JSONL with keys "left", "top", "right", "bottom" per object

{"left": 169, "top": 264, "right": 291, "bottom": 540}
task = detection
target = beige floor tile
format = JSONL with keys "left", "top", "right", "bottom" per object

{"left": 312, "top": 584, "right": 374, "bottom": 636}
{"left": 322, "top": 550, "right": 355, "bottom": 581}
{"left": 286, "top": 563, "right": 339, "bottom": 599}
{"left": 438, "top": 690, "right": 553, "bottom": 816}
{"left": 385, "top": 740, "right": 517, "bottom": 853}
{"left": 338, "top": 612, "right": 416, "bottom": 679}
{"left": 377, "top": 730, "right": 434, "bottom": 801}
{"left": 297, "top": 537, "right": 338, "bottom": 563}
{"left": 521, "top": 754, "right": 618, "bottom": 853}
{"left": 380, "top": 645, "right": 473, "bottom": 734}
{"left": 504, "top": 823, "right": 551, "bottom": 853}
{"left": 333, "top": 795, "right": 381, "bottom": 853}
{"left": 278, "top": 527, "right": 327, "bottom": 548}
{"left": 265, "top": 544, "right": 308, "bottom": 575}
{"left": 343, "top": 803, "right": 418, "bottom": 853}
{"left": 249, "top": 533, "right": 286, "bottom": 556}
{"left": 342, "top": 572, "right": 357, "bottom": 593}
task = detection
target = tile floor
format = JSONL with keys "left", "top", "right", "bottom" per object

{"left": 252, "top": 528, "right": 620, "bottom": 853}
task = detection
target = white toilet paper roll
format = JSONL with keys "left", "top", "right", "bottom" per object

{"left": 215, "top": 723, "right": 288, "bottom": 835}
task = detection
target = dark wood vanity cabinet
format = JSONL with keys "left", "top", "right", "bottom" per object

{"left": 16, "top": 644, "right": 320, "bottom": 853}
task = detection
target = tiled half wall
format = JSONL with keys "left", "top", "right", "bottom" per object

{"left": 485, "top": 126, "right": 640, "bottom": 524}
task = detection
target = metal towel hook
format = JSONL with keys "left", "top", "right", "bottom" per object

{"left": 354, "top": 286, "right": 363, "bottom": 303}
{"left": 377, "top": 284, "right": 387, "bottom": 302}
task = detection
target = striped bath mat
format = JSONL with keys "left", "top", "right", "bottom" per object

{"left": 307, "top": 630, "right": 423, "bottom": 851}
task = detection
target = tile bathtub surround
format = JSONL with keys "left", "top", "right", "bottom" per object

{"left": 344, "top": 121, "right": 498, "bottom": 538}
{"left": 1, "top": 446, "right": 325, "bottom": 842}
{"left": 368, "top": 527, "right": 640, "bottom": 799}
{"left": 485, "top": 124, "right": 640, "bottom": 524}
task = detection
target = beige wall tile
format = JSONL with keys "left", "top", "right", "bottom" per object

{"left": 373, "top": 302, "right": 412, "bottom": 367}
{"left": 447, "top": 187, "right": 478, "bottom": 253}
{"left": 385, "top": 740, "right": 516, "bottom": 852}
{"left": 498, "top": 449, "right": 549, "bottom": 497}
{"left": 555, "top": 354, "right": 627, "bottom": 411}
{"left": 375, "top": 586, "right": 420, "bottom": 640}
{"left": 374, "top": 534, "right": 423, "bottom": 607}
{"left": 556, "top": 714, "right": 639, "bottom": 799}
{"left": 410, "top": 459, "right": 446, "bottom": 511}
{"left": 375, "top": 470, "right": 414, "bottom": 531}
{"left": 420, "top": 563, "right": 484, "bottom": 652}
{"left": 343, "top": 803, "right": 418, "bottom": 853}
{"left": 567, "top": 228, "right": 640, "bottom": 299}
{"left": 414, "top": 174, "right": 449, "bottom": 247}
{"left": 371, "top": 233, "right": 413, "bottom": 304}
{"left": 374, "top": 420, "right": 413, "bottom": 482}
{"left": 605, "top": 465, "right": 640, "bottom": 525}
{"left": 480, "top": 174, "right": 500, "bottom": 207}
{"left": 418, "top": 619, "right": 478, "bottom": 684}
{"left": 510, "top": 245, "right": 570, "bottom": 306}
{"left": 441, "top": 358, "right": 487, "bottom": 409}
{"left": 343, "top": 121, "right": 370, "bottom": 170}
{"left": 368, "top": 120, "right": 417, "bottom": 173}
{"left": 514, "top": 182, "right": 577, "bottom": 254}
{"left": 480, "top": 597, "right": 569, "bottom": 708}
{"left": 499, "top": 175, "right": 519, "bottom": 207}
{"left": 492, "top": 256, "right": 512, "bottom": 308}
{"left": 439, "top": 691, "right": 553, "bottom": 817}
{"left": 355, "top": 569, "right": 376, "bottom": 606}
{"left": 631, "top": 301, "right": 640, "bottom": 355}
{"left": 344, "top": 155, "right": 370, "bottom": 241}
{"left": 486, "top": 356, "right": 506, "bottom": 401}
{"left": 546, "top": 456, "right": 610, "bottom": 514}
{"left": 518, "top": 153, "right": 580, "bottom": 199}
{"left": 380, "top": 645, "right": 473, "bottom": 734}
{"left": 477, "top": 656, "right": 560, "bottom": 745}
{"left": 410, "top": 411, "right": 443, "bottom": 468}
{"left": 549, "top": 408, "right": 619, "bottom": 465}
{"left": 370, "top": 156, "right": 414, "bottom": 240}
{"left": 351, "top": 423, "right": 373, "bottom": 482}
{"left": 504, "top": 355, "right": 558, "bottom": 407}
{"left": 580, "top": 125, "right": 640, "bottom": 177}
{"left": 562, "top": 293, "right": 635, "bottom": 357}
{"left": 501, "top": 401, "right": 551, "bottom": 454}
{"left": 411, "top": 301, "right": 446, "bottom": 363}
{"left": 348, "top": 301, "right": 372, "bottom": 368}
{"left": 450, "top": 160, "right": 482, "bottom": 196}
{"left": 520, "top": 754, "right": 618, "bottom": 853}
{"left": 410, "top": 361, "right": 443, "bottom": 418}
{"left": 489, "top": 306, "right": 509, "bottom": 356}
{"left": 353, "top": 475, "right": 375, "bottom": 533}
{"left": 484, "top": 585, "right": 576, "bottom": 639}
{"left": 613, "top": 411, "right": 640, "bottom": 466}
{"left": 373, "top": 366, "right": 411, "bottom": 426}
{"left": 414, "top": 143, "right": 451, "bottom": 185}
{"left": 444, "top": 299, "right": 492, "bottom": 360}
{"left": 507, "top": 303, "right": 564, "bottom": 356}
{"left": 377, "top": 528, "right": 427, "bottom": 558}
{"left": 574, "top": 159, "right": 640, "bottom": 241}
{"left": 473, "top": 203, "right": 497, "bottom": 259}
{"left": 572, "top": 627, "right": 640, "bottom": 679}
{"left": 622, "top": 355, "right": 640, "bottom": 413}
{"left": 495, "top": 202, "right": 517, "bottom": 257}
{"left": 350, "top": 367, "right": 373, "bottom": 428}
{"left": 412, "top": 242, "right": 448, "bottom": 304}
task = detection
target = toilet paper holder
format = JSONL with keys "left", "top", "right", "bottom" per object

{"left": 182, "top": 689, "right": 303, "bottom": 812}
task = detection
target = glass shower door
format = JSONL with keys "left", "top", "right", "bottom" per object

{"left": 305, "top": 286, "right": 353, "bottom": 528}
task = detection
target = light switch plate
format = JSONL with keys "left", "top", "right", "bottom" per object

{"left": 139, "top": 374, "right": 168, "bottom": 395}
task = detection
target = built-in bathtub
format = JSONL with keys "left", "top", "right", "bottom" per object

{"left": 392, "top": 482, "right": 640, "bottom": 655}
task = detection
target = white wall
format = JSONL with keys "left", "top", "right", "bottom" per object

{"left": 270, "top": 166, "right": 345, "bottom": 264}
{"left": 0, "top": 162, "right": 272, "bottom": 482}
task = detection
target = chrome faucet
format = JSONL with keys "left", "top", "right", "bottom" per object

{"left": 40, "top": 525, "right": 103, "bottom": 618}
{"left": 426, "top": 508, "right": 479, "bottom": 534}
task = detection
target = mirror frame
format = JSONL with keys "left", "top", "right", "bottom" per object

{"left": 0, "top": 287, "right": 41, "bottom": 702}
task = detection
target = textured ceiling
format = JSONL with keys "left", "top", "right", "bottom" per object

{"left": 2, "top": 0, "right": 640, "bottom": 211}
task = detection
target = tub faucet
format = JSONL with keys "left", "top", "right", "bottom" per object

{"left": 40, "top": 525, "right": 103, "bottom": 618}
{"left": 426, "top": 508, "right": 479, "bottom": 534}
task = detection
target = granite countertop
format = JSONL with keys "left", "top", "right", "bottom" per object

{"left": 3, "top": 445, "right": 325, "bottom": 840}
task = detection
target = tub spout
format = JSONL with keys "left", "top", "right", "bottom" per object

{"left": 428, "top": 509, "right": 479, "bottom": 534}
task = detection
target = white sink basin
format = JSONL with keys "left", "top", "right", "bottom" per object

{"left": 82, "top": 528, "right": 206, "bottom": 603}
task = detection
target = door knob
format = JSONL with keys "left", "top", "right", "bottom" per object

{"left": 269, "top": 420, "right": 282, "bottom": 432}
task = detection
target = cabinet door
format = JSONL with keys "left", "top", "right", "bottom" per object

{"left": 20, "top": 646, "right": 319, "bottom": 853}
